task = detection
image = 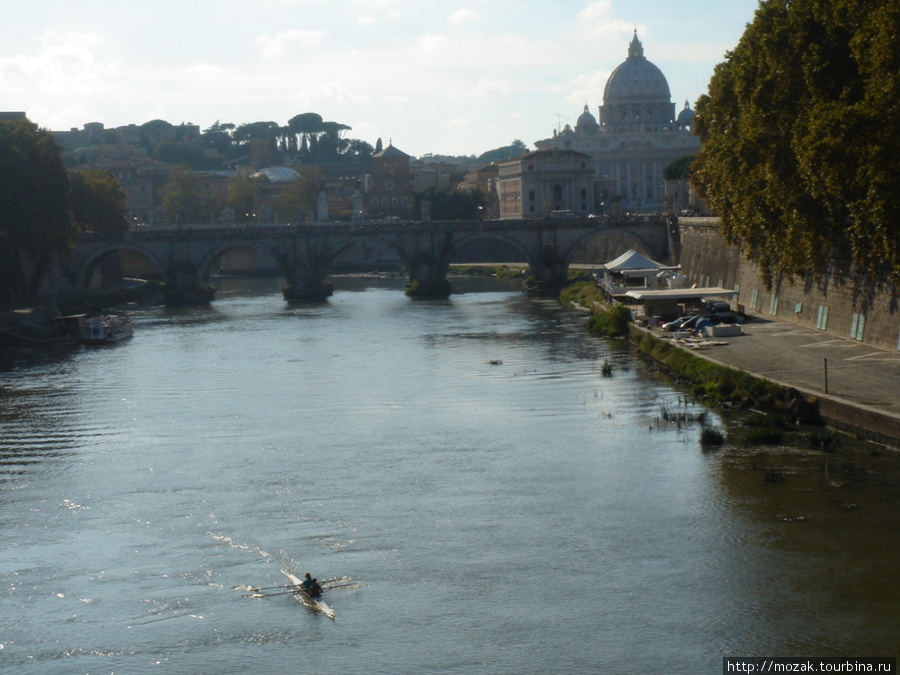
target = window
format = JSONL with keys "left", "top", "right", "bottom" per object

{"left": 816, "top": 305, "right": 829, "bottom": 330}
{"left": 794, "top": 302, "right": 803, "bottom": 315}
{"left": 750, "top": 289, "right": 759, "bottom": 310}
{"left": 732, "top": 283, "right": 741, "bottom": 304}
{"left": 769, "top": 294, "right": 779, "bottom": 315}
{"left": 850, "top": 313, "right": 865, "bottom": 341}
{"left": 528, "top": 190, "right": 535, "bottom": 202}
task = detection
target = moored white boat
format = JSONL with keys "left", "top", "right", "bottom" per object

{"left": 282, "top": 570, "right": 335, "bottom": 619}
{"left": 82, "top": 314, "right": 134, "bottom": 345}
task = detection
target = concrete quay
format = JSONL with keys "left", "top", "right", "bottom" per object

{"left": 644, "top": 314, "right": 900, "bottom": 445}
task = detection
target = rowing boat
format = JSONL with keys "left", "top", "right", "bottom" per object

{"left": 282, "top": 570, "right": 335, "bottom": 619}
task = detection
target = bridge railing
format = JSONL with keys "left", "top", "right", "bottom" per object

{"left": 77, "top": 215, "right": 671, "bottom": 243}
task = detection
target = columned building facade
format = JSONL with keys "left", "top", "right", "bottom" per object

{"left": 496, "top": 149, "right": 595, "bottom": 219}
{"left": 535, "top": 31, "right": 700, "bottom": 213}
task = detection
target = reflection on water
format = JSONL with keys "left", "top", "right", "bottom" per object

{"left": 1, "top": 276, "right": 898, "bottom": 674}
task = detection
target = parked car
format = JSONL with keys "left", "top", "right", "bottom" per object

{"left": 704, "top": 301, "right": 732, "bottom": 315}
{"left": 661, "top": 316, "right": 693, "bottom": 332}
{"left": 680, "top": 315, "right": 716, "bottom": 331}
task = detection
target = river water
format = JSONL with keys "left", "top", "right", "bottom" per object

{"left": 1, "top": 277, "right": 898, "bottom": 674}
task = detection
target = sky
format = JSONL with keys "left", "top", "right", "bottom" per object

{"left": 1, "top": 0, "right": 762, "bottom": 158}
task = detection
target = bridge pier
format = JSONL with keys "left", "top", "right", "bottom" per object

{"left": 164, "top": 261, "right": 215, "bottom": 305}
{"left": 405, "top": 254, "right": 451, "bottom": 298}
{"left": 281, "top": 260, "right": 333, "bottom": 302}
{"left": 525, "top": 247, "right": 570, "bottom": 295}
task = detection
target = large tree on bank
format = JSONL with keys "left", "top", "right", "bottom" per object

{"left": 69, "top": 169, "right": 129, "bottom": 233}
{"left": 0, "top": 119, "right": 73, "bottom": 300}
{"left": 691, "top": 0, "right": 900, "bottom": 286}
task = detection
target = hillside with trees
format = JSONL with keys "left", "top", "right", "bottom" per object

{"left": 692, "top": 0, "right": 900, "bottom": 286}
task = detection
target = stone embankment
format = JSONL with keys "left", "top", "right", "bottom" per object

{"left": 632, "top": 315, "right": 900, "bottom": 445}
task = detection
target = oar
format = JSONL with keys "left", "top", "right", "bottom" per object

{"left": 243, "top": 588, "right": 303, "bottom": 598}
{"left": 320, "top": 582, "right": 360, "bottom": 590}
{"left": 235, "top": 584, "right": 296, "bottom": 592}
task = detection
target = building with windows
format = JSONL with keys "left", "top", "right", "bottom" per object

{"left": 535, "top": 31, "right": 700, "bottom": 213}
{"left": 496, "top": 149, "right": 595, "bottom": 219}
{"left": 365, "top": 142, "right": 413, "bottom": 219}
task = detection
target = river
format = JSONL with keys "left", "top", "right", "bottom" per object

{"left": 1, "top": 276, "right": 898, "bottom": 674}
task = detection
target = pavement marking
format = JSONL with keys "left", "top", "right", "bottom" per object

{"left": 770, "top": 330, "right": 811, "bottom": 337}
{"left": 799, "top": 340, "right": 861, "bottom": 349}
{"left": 843, "top": 353, "right": 900, "bottom": 363}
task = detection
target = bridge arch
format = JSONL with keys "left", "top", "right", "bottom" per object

{"left": 195, "top": 240, "right": 283, "bottom": 283}
{"left": 74, "top": 242, "right": 167, "bottom": 290}
{"left": 447, "top": 230, "right": 531, "bottom": 264}
{"left": 566, "top": 227, "right": 666, "bottom": 267}
{"left": 320, "top": 233, "right": 406, "bottom": 275}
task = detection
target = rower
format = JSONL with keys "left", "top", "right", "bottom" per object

{"left": 300, "top": 572, "right": 313, "bottom": 591}
{"left": 307, "top": 578, "right": 323, "bottom": 598}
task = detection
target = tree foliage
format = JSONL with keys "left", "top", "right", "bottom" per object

{"left": 478, "top": 140, "right": 528, "bottom": 164}
{"left": 691, "top": 0, "right": 900, "bottom": 285}
{"left": 160, "top": 165, "right": 219, "bottom": 224}
{"left": 69, "top": 169, "right": 128, "bottom": 233}
{"left": 0, "top": 119, "right": 73, "bottom": 297}
{"left": 663, "top": 155, "right": 696, "bottom": 181}
{"left": 227, "top": 171, "right": 262, "bottom": 223}
{"left": 275, "top": 169, "right": 322, "bottom": 222}
{"left": 415, "top": 186, "right": 486, "bottom": 221}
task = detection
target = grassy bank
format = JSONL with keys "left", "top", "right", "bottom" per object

{"left": 560, "top": 281, "right": 632, "bottom": 338}
{"left": 559, "top": 279, "right": 820, "bottom": 427}
{"left": 630, "top": 328, "right": 784, "bottom": 407}
{"left": 448, "top": 264, "right": 528, "bottom": 279}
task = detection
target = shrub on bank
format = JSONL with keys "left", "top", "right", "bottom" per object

{"left": 741, "top": 426, "right": 785, "bottom": 445}
{"left": 633, "top": 331, "right": 783, "bottom": 408}
{"left": 699, "top": 426, "right": 726, "bottom": 446}
{"left": 560, "top": 280, "right": 603, "bottom": 308}
{"left": 585, "top": 303, "right": 632, "bottom": 338}
{"left": 806, "top": 428, "right": 839, "bottom": 453}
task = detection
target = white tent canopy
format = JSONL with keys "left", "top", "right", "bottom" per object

{"left": 603, "top": 249, "right": 665, "bottom": 271}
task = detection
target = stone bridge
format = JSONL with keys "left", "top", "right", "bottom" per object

{"left": 66, "top": 216, "right": 673, "bottom": 302}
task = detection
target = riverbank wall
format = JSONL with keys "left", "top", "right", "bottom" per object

{"left": 677, "top": 218, "right": 900, "bottom": 353}
{"left": 628, "top": 323, "right": 900, "bottom": 448}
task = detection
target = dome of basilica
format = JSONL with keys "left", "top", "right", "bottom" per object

{"left": 676, "top": 101, "right": 696, "bottom": 128}
{"left": 575, "top": 104, "right": 599, "bottom": 134}
{"left": 599, "top": 32, "right": 676, "bottom": 131}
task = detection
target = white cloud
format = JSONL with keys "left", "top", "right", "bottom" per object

{"left": 289, "top": 80, "right": 373, "bottom": 107}
{"left": 447, "top": 116, "right": 473, "bottom": 128}
{"left": 0, "top": 31, "right": 114, "bottom": 98}
{"left": 554, "top": 70, "right": 610, "bottom": 109}
{"left": 446, "top": 77, "right": 512, "bottom": 101}
{"left": 450, "top": 8, "right": 477, "bottom": 24}
{"left": 254, "top": 29, "right": 325, "bottom": 60}
{"left": 575, "top": 1, "right": 634, "bottom": 40}
{"left": 186, "top": 64, "right": 224, "bottom": 77}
